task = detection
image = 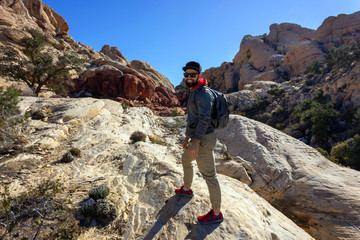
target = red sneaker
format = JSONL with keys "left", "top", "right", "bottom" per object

{"left": 198, "top": 209, "right": 224, "bottom": 224}
{"left": 175, "top": 185, "right": 193, "bottom": 197}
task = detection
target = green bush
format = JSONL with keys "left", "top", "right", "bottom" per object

{"left": 170, "top": 109, "right": 183, "bottom": 117}
{"left": 243, "top": 98, "right": 270, "bottom": 118}
{"left": 325, "top": 42, "right": 360, "bottom": 72}
{"left": 130, "top": 131, "right": 147, "bottom": 143}
{"left": 316, "top": 147, "right": 330, "bottom": 159}
{"left": 294, "top": 90, "right": 339, "bottom": 145}
{"left": 0, "top": 86, "right": 28, "bottom": 151}
{"left": 330, "top": 134, "right": 360, "bottom": 170}
{"left": 0, "top": 180, "right": 81, "bottom": 239}
{"left": 89, "top": 185, "right": 110, "bottom": 200}
{"left": 149, "top": 135, "right": 167, "bottom": 146}
{"left": 267, "top": 88, "right": 286, "bottom": 98}
{"left": 70, "top": 147, "right": 81, "bottom": 157}
{"left": 304, "top": 60, "right": 323, "bottom": 76}
{"left": 255, "top": 113, "right": 271, "bottom": 123}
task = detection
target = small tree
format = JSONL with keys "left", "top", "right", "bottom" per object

{"left": 0, "top": 86, "right": 27, "bottom": 151}
{"left": 0, "top": 30, "right": 85, "bottom": 96}
{"left": 325, "top": 42, "right": 360, "bottom": 72}
{"left": 331, "top": 134, "right": 360, "bottom": 170}
{"left": 294, "top": 90, "right": 339, "bottom": 146}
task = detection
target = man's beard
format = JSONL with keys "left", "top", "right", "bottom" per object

{"left": 186, "top": 79, "right": 199, "bottom": 88}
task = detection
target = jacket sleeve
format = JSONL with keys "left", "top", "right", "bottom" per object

{"left": 192, "top": 88, "right": 214, "bottom": 140}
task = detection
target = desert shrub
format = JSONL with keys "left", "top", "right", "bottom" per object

{"left": 70, "top": 147, "right": 81, "bottom": 157}
{"left": 121, "top": 102, "right": 131, "bottom": 110}
{"left": 304, "top": 60, "right": 323, "bottom": 76}
{"left": 330, "top": 134, "right": 360, "bottom": 170}
{"left": 255, "top": 113, "right": 271, "bottom": 123}
{"left": 130, "top": 131, "right": 147, "bottom": 143}
{"left": 94, "top": 199, "right": 118, "bottom": 222}
{"left": 170, "top": 109, "right": 183, "bottom": 117}
{"left": 81, "top": 198, "right": 97, "bottom": 217}
{"left": 294, "top": 90, "right": 339, "bottom": 145}
{"left": 61, "top": 152, "right": 75, "bottom": 163}
{"left": 243, "top": 97, "right": 270, "bottom": 118}
{"left": 220, "top": 145, "right": 233, "bottom": 160}
{"left": 89, "top": 185, "right": 110, "bottom": 200}
{"left": 325, "top": 42, "right": 360, "bottom": 72}
{"left": 267, "top": 88, "right": 286, "bottom": 98}
{"left": 275, "top": 123, "right": 286, "bottom": 130}
{"left": 277, "top": 71, "right": 290, "bottom": 83}
{"left": 0, "top": 180, "right": 81, "bottom": 239}
{"left": 0, "top": 86, "right": 29, "bottom": 152}
{"left": 149, "top": 135, "right": 167, "bottom": 146}
{"left": 80, "top": 187, "right": 117, "bottom": 227}
{"left": 316, "top": 147, "right": 330, "bottom": 159}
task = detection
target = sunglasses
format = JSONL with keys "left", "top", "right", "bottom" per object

{"left": 184, "top": 73, "right": 198, "bottom": 78}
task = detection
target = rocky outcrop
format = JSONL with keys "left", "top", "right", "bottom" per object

{"left": 100, "top": 45, "right": 130, "bottom": 66}
{"left": 267, "top": 23, "right": 315, "bottom": 52}
{"left": 320, "top": 62, "right": 360, "bottom": 106}
{"left": 206, "top": 11, "right": 360, "bottom": 93}
{"left": 283, "top": 41, "right": 324, "bottom": 75}
{"left": 0, "top": 0, "right": 178, "bottom": 113}
{"left": 71, "top": 63, "right": 180, "bottom": 115}
{"left": 0, "top": 97, "right": 315, "bottom": 239}
{"left": 233, "top": 35, "right": 276, "bottom": 70}
{"left": 202, "top": 62, "right": 241, "bottom": 93}
{"left": 215, "top": 115, "right": 360, "bottom": 239}
{"left": 0, "top": 0, "right": 68, "bottom": 35}
{"left": 312, "top": 11, "right": 360, "bottom": 50}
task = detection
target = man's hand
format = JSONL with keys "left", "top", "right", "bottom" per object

{"left": 182, "top": 137, "right": 190, "bottom": 150}
{"left": 189, "top": 139, "right": 200, "bottom": 159}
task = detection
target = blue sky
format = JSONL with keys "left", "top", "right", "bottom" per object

{"left": 42, "top": 0, "right": 360, "bottom": 87}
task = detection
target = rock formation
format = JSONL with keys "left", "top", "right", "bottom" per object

{"left": 0, "top": 0, "right": 178, "bottom": 115}
{"left": 0, "top": 0, "right": 68, "bottom": 36}
{"left": 312, "top": 12, "right": 360, "bottom": 50}
{"left": 215, "top": 115, "right": 360, "bottom": 239}
{"left": 0, "top": 97, "right": 315, "bottom": 239}
{"left": 204, "top": 11, "right": 360, "bottom": 93}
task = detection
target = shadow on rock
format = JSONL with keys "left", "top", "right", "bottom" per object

{"left": 184, "top": 221, "right": 221, "bottom": 240}
{"left": 142, "top": 195, "right": 192, "bottom": 240}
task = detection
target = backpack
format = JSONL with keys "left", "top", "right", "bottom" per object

{"left": 207, "top": 87, "right": 229, "bottom": 129}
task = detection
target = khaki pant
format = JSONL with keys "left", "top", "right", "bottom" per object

{"left": 182, "top": 132, "right": 221, "bottom": 209}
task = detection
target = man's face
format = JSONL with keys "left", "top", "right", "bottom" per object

{"left": 184, "top": 69, "right": 200, "bottom": 88}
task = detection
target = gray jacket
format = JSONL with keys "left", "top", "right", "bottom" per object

{"left": 185, "top": 84, "right": 215, "bottom": 140}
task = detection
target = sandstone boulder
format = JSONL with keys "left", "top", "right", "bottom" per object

{"left": 0, "top": 0, "right": 68, "bottom": 35}
{"left": 130, "top": 60, "right": 175, "bottom": 94}
{"left": 225, "top": 90, "right": 258, "bottom": 114}
{"left": 242, "top": 70, "right": 279, "bottom": 88}
{"left": 233, "top": 35, "right": 276, "bottom": 70}
{"left": 238, "top": 63, "right": 259, "bottom": 90}
{"left": 284, "top": 41, "right": 324, "bottom": 75}
{"left": 267, "top": 23, "right": 315, "bottom": 50}
{"left": 100, "top": 45, "right": 130, "bottom": 66}
{"left": 72, "top": 64, "right": 180, "bottom": 110}
{"left": 313, "top": 11, "right": 360, "bottom": 49}
{"left": 202, "top": 62, "right": 241, "bottom": 93}
{"left": 215, "top": 115, "right": 360, "bottom": 239}
{"left": 320, "top": 62, "right": 360, "bottom": 107}
{"left": 266, "top": 54, "right": 285, "bottom": 70}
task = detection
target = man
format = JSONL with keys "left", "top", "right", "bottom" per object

{"left": 175, "top": 61, "right": 223, "bottom": 224}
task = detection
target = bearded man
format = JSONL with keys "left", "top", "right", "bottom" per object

{"left": 175, "top": 61, "right": 223, "bottom": 224}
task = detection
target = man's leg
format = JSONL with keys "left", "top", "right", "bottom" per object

{"left": 196, "top": 133, "right": 221, "bottom": 211}
{"left": 182, "top": 148, "right": 194, "bottom": 189}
